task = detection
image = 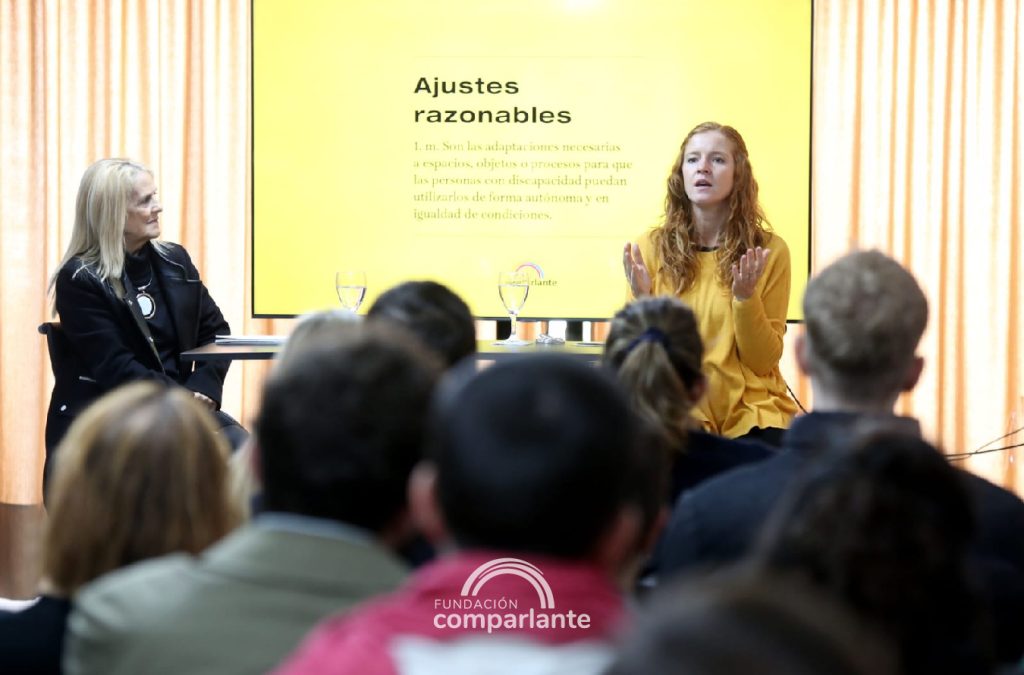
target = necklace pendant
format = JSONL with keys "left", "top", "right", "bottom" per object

{"left": 137, "top": 291, "right": 156, "bottom": 319}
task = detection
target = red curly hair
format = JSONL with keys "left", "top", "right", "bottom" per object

{"left": 651, "top": 122, "right": 772, "bottom": 294}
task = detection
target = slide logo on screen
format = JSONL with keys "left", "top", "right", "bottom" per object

{"left": 516, "top": 263, "right": 557, "bottom": 287}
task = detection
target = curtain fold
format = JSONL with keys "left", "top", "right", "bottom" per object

{"left": 1, "top": 0, "right": 1021, "bottom": 503}
{"left": 0, "top": 0, "right": 292, "bottom": 503}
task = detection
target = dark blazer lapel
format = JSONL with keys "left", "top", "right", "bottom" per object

{"left": 152, "top": 246, "right": 199, "bottom": 355}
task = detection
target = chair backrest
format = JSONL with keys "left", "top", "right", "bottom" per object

{"left": 38, "top": 321, "right": 76, "bottom": 381}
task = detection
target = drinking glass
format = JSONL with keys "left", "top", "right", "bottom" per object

{"left": 335, "top": 270, "right": 367, "bottom": 312}
{"left": 496, "top": 270, "right": 530, "bottom": 346}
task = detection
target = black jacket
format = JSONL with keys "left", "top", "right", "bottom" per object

{"left": 659, "top": 411, "right": 1024, "bottom": 662}
{"left": 46, "top": 242, "right": 230, "bottom": 454}
{"left": 0, "top": 595, "right": 71, "bottom": 675}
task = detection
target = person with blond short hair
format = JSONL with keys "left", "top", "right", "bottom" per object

{"left": 800, "top": 250, "right": 928, "bottom": 407}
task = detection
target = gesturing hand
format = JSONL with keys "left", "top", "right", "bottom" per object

{"left": 731, "top": 247, "right": 770, "bottom": 301}
{"left": 622, "top": 242, "right": 652, "bottom": 297}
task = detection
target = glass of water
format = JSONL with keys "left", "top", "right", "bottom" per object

{"left": 496, "top": 270, "right": 530, "bottom": 346}
{"left": 335, "top": 270, "right": 367, "bottom": 312}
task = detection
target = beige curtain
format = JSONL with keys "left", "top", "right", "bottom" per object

{"left": 1, "top": 0, "right": 1021, "bottom": 504}
{"left": 813, "top": 0, "right": 1023, "bottom": 492}
{"left": 0, "top": 0, "right": 288, "bottom": 504}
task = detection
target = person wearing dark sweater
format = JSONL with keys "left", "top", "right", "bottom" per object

{"left": 658, "top": 250, "right": 1024, "bottom": 664}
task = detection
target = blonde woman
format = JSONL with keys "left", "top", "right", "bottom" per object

{"left": 45, "top": 158, "right": 241, "bottom": 487}
{"left": 0, "top": 382, "right": 237, "bottom": 674}
{"left": 623, "top": 123, "right": 796, "bottom": 444}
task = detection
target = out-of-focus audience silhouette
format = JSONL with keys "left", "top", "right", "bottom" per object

{"left": 227, "top": 308, "right": 363, "bottom": 518}
{"left": 64, "top": 323, "right": 442, "bottom": 675}
{"left": 657, "top": 249, "right": 1024, "bottom": 664}
{"left": 604, "top": 295, "right": 774, "bottom": 502}
{"left": 604, "top": 571, "right": 898, "bottom": 675}
{"left": 274, "top": 355, "right": 665, "bottom": 674}
{"left": 11, "top": 268, "right": 1023, "bottom": 674}
{"left": 754, "top": 430, "right": 992, "bottom": 674}
{"left": 367, "top": 280, "right": 477, "bottom": 368}
{"left": 0, "top": 382, "right": 237, "bottom": 674}
{"left": 603, "top": 295, "right": 775, "bottom": 587}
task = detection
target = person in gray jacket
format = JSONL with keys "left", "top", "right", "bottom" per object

{"left": 64, "top": 322, "right": 442, "bottom": 675}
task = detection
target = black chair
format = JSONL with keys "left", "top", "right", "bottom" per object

{"left": 38, "top": 321, "right": 72, "bottom": 381}
{"left": 39, "top": 321, "right": 79, "bottom": 496}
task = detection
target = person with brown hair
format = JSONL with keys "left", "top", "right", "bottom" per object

{"left": 622, "top": 122, "right": 796, "bottom": 444}
{"left": 65, "top": 323, "right": 442, "bottom": 675}
{"left": 0, "top": 382, "right": 237, "bottom": 674}
{"left": 754, "top": 431, "right": 992, "bottom": 674}
{"left": 603, "top": 296, "right": 772, "bottom": 502}
{"left": 605, "top": 570, "right": 897, "bottom": 675}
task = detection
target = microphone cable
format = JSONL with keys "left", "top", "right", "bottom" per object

{"left": 946, "top": 424, "right": 1024, "bottom": 461}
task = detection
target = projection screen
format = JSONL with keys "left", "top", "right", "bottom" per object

{"left": 253, "top": 0, "right": 812, "bottom": 320}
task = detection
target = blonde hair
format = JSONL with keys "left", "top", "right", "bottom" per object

{"left": 652, "top": 122, "right": 772, "bottom": 294}
{"left": 44, "top": 382, "right": 237, "bottom": 594}
{"left": 48, "top": 158, "right": 166, "bottom": 301}
{"left": 802, "top": 250, "right": 928, "bottom": 402}
{"left": 604, "top": 297, "right": 705, "bottom": 449}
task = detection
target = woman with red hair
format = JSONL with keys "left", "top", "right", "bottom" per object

{"left": 623, "top": 122, "right": 796, "bottom": 444}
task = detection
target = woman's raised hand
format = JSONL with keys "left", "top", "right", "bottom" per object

{"left": 731, "top": 247, "right": 770, "bottom": 301}
{"left": 622, "top": 242, "right": 652, "bottom": 297}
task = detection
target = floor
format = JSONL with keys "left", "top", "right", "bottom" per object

{"left": 0, "top": 502, "right": 45, "bottom": 602}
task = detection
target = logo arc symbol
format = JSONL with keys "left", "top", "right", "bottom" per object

{"left": 515, "top": 263, "right": 544, "bottom": 279}
{"left": 460, "top": 557, "right": 556, "bottom": 610}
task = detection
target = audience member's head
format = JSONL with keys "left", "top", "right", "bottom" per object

{"left": 226, "top": 309, "right": 364, "bottom": 518}
{"left": 44, "top": 382, "right": 236, "bottom": 595}
{"left": 754, "top": 431, "right": 988, "bottom": 674}
{"left": 605, "top": 570, "right": 897, "bottom": 675}
{"left": 418, "top": 355, "right": 662, "bottom": 570}
{"left": 800, "top": 250, "right": 928, "bottom": 408}
{"left": 604, "top": 296, "right": 704, "bottom": 448}
{"left": 367, "top": 280, "right": 476, "bottom": 367}
{"left": 255, "top": 323, "right": 442, "bottom": 534}
{"left": 275, "top": 308, "right": 362, "bottom": 367}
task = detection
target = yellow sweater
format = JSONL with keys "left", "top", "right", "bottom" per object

{"left": 635, "top": 230, "right": 797, "bottom": 438}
